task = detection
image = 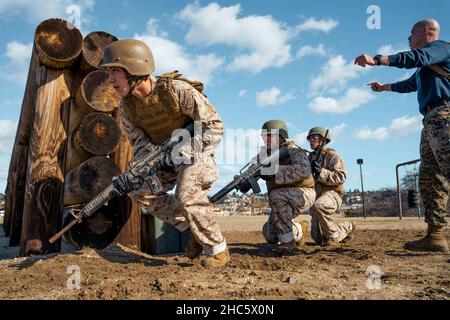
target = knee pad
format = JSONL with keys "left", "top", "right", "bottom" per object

{"left": 262, "top": 222, "right": 277, "bottom": 244}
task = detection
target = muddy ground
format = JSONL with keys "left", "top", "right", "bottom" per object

{"left": 0, "top": 216, "right": 448, "bottom": 300}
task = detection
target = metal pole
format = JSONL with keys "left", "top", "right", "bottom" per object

{"left": 396, "top": 164, "right": 403, "bottom": 220}
{"left": 359, "top": 163, "right": 367, "bottom": 219}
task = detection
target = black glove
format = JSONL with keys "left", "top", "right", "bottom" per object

{"left": 154, "top": 152, "right": 175, "bottom": 172}
{"left": 238, "top": 179, "right": 252, "bottom": 193}
{"left": 311, "top": 160, "right": 322, "bottom": 176}
{"left": 113, "top": 172, "right": 143, "bottom": 194}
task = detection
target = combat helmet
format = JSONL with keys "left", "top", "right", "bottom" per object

{"left": 307, "top": 127, "right": 331, "bottom": 144}
{"left": 261, "top": 120, "right": 289, "bottom": 140}
{"left": 100, "top": 39, "right": 155, "bottom": 76}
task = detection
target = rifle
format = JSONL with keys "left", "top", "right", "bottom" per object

{"left": 312, "top": 129, "right": 329, "bottom": 179}
{"left": 49, "top": 123, "right": 194, "bottom": 244}
{"left": 209, "top": 147, "right": 290, "bottom": 203}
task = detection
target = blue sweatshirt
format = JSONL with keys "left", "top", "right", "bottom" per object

{"left": 388, "top": 40, "right": 450, "bottom": 114}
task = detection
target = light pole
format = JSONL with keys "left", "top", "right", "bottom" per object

{"left": 357, "top": 159, "right": 367, "bottom": 219}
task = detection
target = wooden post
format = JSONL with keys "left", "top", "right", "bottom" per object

{"left": 64, "top": 156, "right": 120, "bottom": 206}
{"left": 19, "top": 68, "right": 73, "bottom": 256}
{"left": 71, "top": 70, "right": 121, "bottom": 133}
{"left": 5, "top": 19, "right": 82, "bottom": 247}
{"left": 76, "top": 112, "right": 121, "bottom": 155}
{"left": 79, "top": 31, "right": 118, "bottom": 75}
{"left": 65, "top": 112, "right": 120, "bottom": 172}
{"left": 110, "top": 111, "right": 141, "bottom": 250}
{"left": 19, "top": 18, "right": 82, "bottom": 256}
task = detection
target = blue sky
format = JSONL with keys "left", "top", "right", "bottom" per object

{"left": 0, "top": 0, "right": 449, "bottom": 194}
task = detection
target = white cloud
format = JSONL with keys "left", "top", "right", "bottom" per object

{"left": 309, "top": 55, "right": 367, "bottom": 96}
{"left": 353, "top": 126, "right": 389, "bottom": 141}
{"left": 216, "top": 128, "right": 264, "bottom": 166}
{"left": 134, "top": 19, "right": 223, "bottom": 84}
{"left": 296, "top": 44, "right": 327, "bottom": 60}
{"left": 377, "top": 43, "right": 410, "bottom": 56}
{"left": 330, "top": 123, "right": 347, "bottom": 140}
{"left": 309, "top": 87, "right": 375, "bottom": 114}
{"left": 293, "top": 123, "right": 346, "bottom": 146}
{"left": 389, "top": 115, "right": 423, "bottom": 136}
{"left": 296, "top": 18, "right": 339, "bottom": 33}
{"left": 177, "top": 2, "right": 292, "bottom": 73}
{"left": 0, "top": 120, "right": 18, "bottom": 154}
{"left": 352, "top": 115, "right": 423, "bottom": 141}
{"left": 0, "top": 0, "right": 95, "bottom": 26}
{"left": 238, "top": 90, "right": 247, "bottom": 97}
{"left": 256, "top": 87, "right": 296, "bottom": 107}
{"left": 0, "top": 41, "right": 33, "bottom": 84}
{"left": 293, "top": 131, "right": 309, "bottom": 146}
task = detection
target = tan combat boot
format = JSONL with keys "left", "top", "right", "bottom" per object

{"left": 295, "top": 221, "right": 310, "bottom": 248}
{"left": 404, "top": 225, "right": 449, "bottom": 253}
{"left": 342, "top": 222, "right": 356, "bottom": 243}
{"left": 322, "top": 238, "right": 340, "bottom": 246}
{"left": 185, "top": 232, "right": 203, "bottom": 259}
{"left": 277, "top": 241, "right": 297, "bottom": 255}
{"left": 201, "top": 248, "right": 230, "bottom": 268}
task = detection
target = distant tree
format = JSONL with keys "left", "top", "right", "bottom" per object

{"left": 401, "top": 170, "right": 419, "bottom": 190}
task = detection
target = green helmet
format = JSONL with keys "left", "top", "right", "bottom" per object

{"left": 307, "top": 127, "right": 331, "bottom": 144}
{"left": 261, "top": 120, "right": 288, "bottom": 140}
{"left": 100, "top": 39, "right": 155, "bottom": 76}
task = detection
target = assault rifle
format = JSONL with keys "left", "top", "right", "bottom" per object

{"left": 49, "top": 123, "right": 194, "bottom": 244}
{"left": 209, "top": 147, "right": 289, "bottom": 203}
{"left": 311, "top": 129, "right": 329, "bottom": 179}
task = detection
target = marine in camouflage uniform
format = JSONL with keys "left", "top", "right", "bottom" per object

{"left": 307, "top": 127, "right": 354, "bottom": 245}
{"left": 257, "top": 121, "right": 315, "bottom": 252}
{"left": 101, "top": 39, "right": 229, "bottom": 267}
{"left": 355, "top": 19, "right": 449, "bottom": 252}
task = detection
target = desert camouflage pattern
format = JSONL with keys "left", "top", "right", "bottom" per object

{"left": 262, "top": 141, "right": 316, "bottom": 244}
{"left": 419, "top": 104, "right": 449, "bottom": 227}
{"left": 120, "top": 76, "right": 226, "bottom": 255}
{"left": 309, "top": 148, "right": 352, "bottom": 243}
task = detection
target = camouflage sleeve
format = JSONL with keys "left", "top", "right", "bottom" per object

{"left": 318, "top": 151, "right": 347, "bottom": 185}
{"left": 275, "top": 148, "right": 312, "bottom": 185}
{"left": 174, "top": 81, "right": 224, "bottom": 154}
{"left": 119, "top": 103, "right": 154, "bottom": 158}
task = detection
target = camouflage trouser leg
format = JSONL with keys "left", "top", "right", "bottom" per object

{"left": 310, "top": 190, "right": 352, "bottom": 243}
{"left": 263, "top": 187, "right": 315, "bottom": 244}
{"left": 131, "top": 161, "right": 226, "bottom": 255}
{"left": 419, "top": 104, "right": 450, "bottom": 227}
{"left": 175, "top": 161, "right": 226, "bottom": 255}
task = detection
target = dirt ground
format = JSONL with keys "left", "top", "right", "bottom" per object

{"left": 0, "top": 215, "right": 449, "bottom": 300}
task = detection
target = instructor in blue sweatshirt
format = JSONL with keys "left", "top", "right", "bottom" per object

{"left": 354, "top": 19, "right": 449, "bottom": 253}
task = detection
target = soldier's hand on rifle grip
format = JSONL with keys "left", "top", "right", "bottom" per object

{"left": 311, "top": 160, "right": 322, "bottom": 177}
{"left": 113, "top": 172, "right": 142, "bottom": 194}
{"left": 238, "top": 179, "right": 252, "bottom": 193}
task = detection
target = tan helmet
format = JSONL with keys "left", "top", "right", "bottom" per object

{"left": 262, "top": 120, "right": 288, "bottom": 140}
{"left": 100, "top": 39, "right": 155, "bottom": 76}
{"left": 307, "top": 127, "right": 331, "bottom": 144}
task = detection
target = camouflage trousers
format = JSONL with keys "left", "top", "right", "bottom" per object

{"left": 262, "top": 187, "right": 316, "bottom": 244}
{"left": 130, "top": 159, "right": 226, "bottom": 255}
{"left": 310, "top": 190, "right": 352, "bottom": 243}
{"left": 419, "top": 104, "right": 450, "bottom": 227}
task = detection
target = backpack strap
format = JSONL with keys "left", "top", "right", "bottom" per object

{"left": 429, "top": 42, "right": 450, "bottom": 80}
{"left": 429, "top": 64, "right": 450, "bottom": 80}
